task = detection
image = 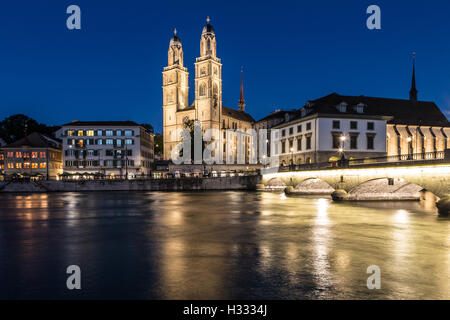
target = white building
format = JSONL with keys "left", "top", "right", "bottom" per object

{"left": 59, "top": 121, "right": 154, "bottom": 178}
{"left": 272, "top": 100, "right": 388, "bottom": 165}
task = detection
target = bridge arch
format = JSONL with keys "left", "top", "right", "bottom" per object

{"left": 293, "top": 178, "right": 335, "bottom": 194}
{"left": 347, "top": 177, "right": 424, "bottom": 200}
{"left": 265, "top": 177, "right": 286, "bottom": 191}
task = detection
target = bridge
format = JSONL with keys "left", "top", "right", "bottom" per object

{"left": 261, "top": 151, "right": 450, "bottom": 215}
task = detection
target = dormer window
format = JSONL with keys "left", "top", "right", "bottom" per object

{"left": 336, "top": 102, "right": 347, "bottom": 113}
{"left": 354, "top": 103, "right": 365, "bottom": 114}
{"left": 301, "top": 107, "right": 310, "bottom": 117}
{"left": 284, "top": 113, "right": 290, "bottom": 122}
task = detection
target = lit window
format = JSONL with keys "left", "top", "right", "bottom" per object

{"left": 16, "top": 163, "right": 22, "bottom": 169}
{"left": 32, "top": 163, "right": 38, "bottom": 169}
{"left": 40, "top": 152, "right": 46, "bottom": 158}
{"left": 32, "top": 152, "right": 38, "bottom": 158}
{"left": 78, "top": 130, "right": 84, "bottom": 136}
{"left": 40, "top": 163, "right": 46, "bottom": 169}
{"left": 86, "top": 130, "right": 94, "bottom": 136}
{"left": 16, "top": 152, "right": 22, "bottom": 158}
{"left": 67, "top": 130, "right": 75, "bottom": 136}
{"left": 8, "top": 163, "right": 14, "bottom": 169}
{"left": 23, "top": 152, "right": 30, "bottom": 158}
{"left": 7, "top": 152, "right": 14, "bottom": 158}
{"left": 24, "top": 163, "right": 30, "bottom": 168}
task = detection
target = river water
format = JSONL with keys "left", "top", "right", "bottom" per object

{"left": 0, "top": 191, "right": 449, "bottom": 299}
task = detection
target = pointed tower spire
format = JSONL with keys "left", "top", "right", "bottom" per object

{"left": 238, "top": 67, "right": 246, "bottom": 112}
{"left": 409, "top": 52, "right": 418, "bottom": 102}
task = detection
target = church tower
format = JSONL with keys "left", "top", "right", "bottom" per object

{"left": 194, "top": 17, "right": 223, "bottom": 133}
{"left": 163, "top": 29, "right": 189, "bottom": 160}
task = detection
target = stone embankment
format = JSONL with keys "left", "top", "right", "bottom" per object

{"left": 0, "top": 175, "right": 261, "bottom": 193}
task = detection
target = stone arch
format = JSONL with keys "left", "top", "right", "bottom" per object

{"left": 347, "top": 177, "right": 424, "bottom": 201}
{"left": 266, "top": 177, "right": 287, "bottom": 191}
{"left": 293, "top": 178, "right": 335, "bottom": 195}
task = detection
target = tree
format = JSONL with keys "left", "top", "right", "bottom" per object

{"left": 154, "top": 133, "right": 163, "bottom": 156}
{"left": 140, "top": 123, "right": 154, "bottom": 134}
{"left": 0, "top": 114, "right": 60, "bottom": 144}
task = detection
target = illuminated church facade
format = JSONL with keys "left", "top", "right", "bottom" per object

{"left": 162, "top": 17, "right": 255, "bottom": 161}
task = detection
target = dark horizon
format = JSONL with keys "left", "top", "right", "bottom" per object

{"left": 1, "top": 0, "right": 449, "bottom": 133}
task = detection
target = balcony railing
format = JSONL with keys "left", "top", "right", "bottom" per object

{"left": 279, "top": 151, "right": 446, "bottom": 172}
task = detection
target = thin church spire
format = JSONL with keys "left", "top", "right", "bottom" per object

{"left": 409, "top": 52, "right": 418, "bottom": 102}
{"left": 238, "top": 67, "right": 246, "bottom": 112}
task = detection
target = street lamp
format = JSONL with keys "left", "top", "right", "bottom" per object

{"left": 339, "top": 135, "right": 346, "bottom": 167}
{"left": 290, "top": 147, "right": 294, "bottom": 167}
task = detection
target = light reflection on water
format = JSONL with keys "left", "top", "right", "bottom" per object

{"left": 0, "top": 191, "right": 449, "bottom": 299}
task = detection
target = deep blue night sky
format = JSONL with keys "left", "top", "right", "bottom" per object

{"left": 1, "top": 0, "right": 449, "bottom": 133}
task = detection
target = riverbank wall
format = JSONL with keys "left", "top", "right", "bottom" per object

{"left": 0, "top": 175, "right": 261, "bottom": 193}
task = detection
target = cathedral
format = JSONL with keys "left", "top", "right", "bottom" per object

{"left": 162, "top": 17, "right": 255, "bottom": 161}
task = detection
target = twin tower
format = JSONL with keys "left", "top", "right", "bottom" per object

{"left": 162, "top": 17, "right": 251, "bottom": 160}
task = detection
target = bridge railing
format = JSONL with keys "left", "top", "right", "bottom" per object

{"left": 279, "top": 151, "right": 446, "bottom": 172}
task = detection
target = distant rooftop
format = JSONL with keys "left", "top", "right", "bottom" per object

{"left": 4, "top": 132, "right": 61, "bottom": 149}
{"left": 61, "top": 120, "right": 141, "bottom": 127}
{"left": 299, "top": 93, "right": 449, "bottom": 127}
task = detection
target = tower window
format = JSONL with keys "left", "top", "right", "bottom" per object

{"left": 199, "top": 83, "right": 206, "bottom": 96}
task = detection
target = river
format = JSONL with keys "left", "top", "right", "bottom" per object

{"left": 0, "top": 191, "right": 449, "bottom": 299}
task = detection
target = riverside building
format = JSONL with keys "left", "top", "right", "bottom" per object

{"left": 1, "top": 132, "right": 63, "bottom": 179}
{"left": 59, "top": 121, "right": 154, "bottom": 179}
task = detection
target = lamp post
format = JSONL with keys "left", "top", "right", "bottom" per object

{"left": 339, "top": 135, "right": 346, "bottom": 167}
{"left": 290, "top": 147, "right": 294, "bottom": 168}
{"left": 125, "top": 140, "right": 128, "bottom": 180}
{"left": 407, "top": 136, "right": 412, "bottom": 160}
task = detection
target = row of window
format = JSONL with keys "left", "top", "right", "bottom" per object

{"left": 65, "top": 149, "right": 133, "bottom": 157}
{"left": 279, "top": 134, "right": 376, "bottom": 153}
{"left": 66, "top": 138, "right": 134, "bottom": 147}
{"left": 7, "top": 163, "right": 46, "bottom": 169}
{"left": 281, "top": 122, "right": 312, "bottom": 137}
{"left": 333, "top": 120, "right": 375, "bottom": 131}
{"left": 5, "top": 151, "right": 47, "bottom": 159}
{"left": 332, "top": 134, "right": 375, "bottom": 150}
{"left": 281, "top": 136, "right": 312, "bottom": 154}
{"left": 65, "top": 130, "right": 135, "bottom": 137}
{"left": 65, "top": 160, "right": 135, "bottom": 167}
